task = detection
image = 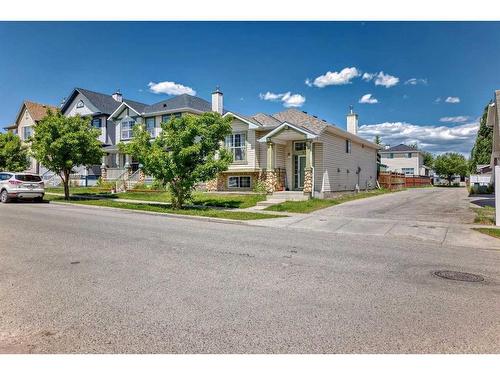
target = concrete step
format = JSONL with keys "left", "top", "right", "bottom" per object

{"left": 271, "top": 192, "right": 309, "bottom": 201}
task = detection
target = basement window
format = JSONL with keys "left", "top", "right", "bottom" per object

{"left": 228, "top": 176, "right": 251, "bottom": 188}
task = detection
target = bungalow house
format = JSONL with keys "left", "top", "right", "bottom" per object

{"left": 214, "top": 105, "right": 380, "bottom": 197}
{"left": 3, "top": 100, "right": 58, "bottom": 174}
{"left": 379, "top": 144, "right": 430, "bottom": 176}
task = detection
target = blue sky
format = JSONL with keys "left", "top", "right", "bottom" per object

{"left": 1, "top": 21, "right": 499, "bottom": 154}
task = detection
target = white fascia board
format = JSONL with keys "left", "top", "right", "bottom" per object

{"left": 257, "top": 122, "right": 317, "bottom": 143}
{"left": 107, "top": 102, "right": 141, "bottom": 120}
{"left": 223, "top": 111, "right": 260, "bottom": 129}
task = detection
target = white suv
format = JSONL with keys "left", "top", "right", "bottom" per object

{"left": 0, "top": 172, "right": 45, "bottom": 203}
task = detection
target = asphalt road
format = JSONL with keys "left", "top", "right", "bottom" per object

{"left": 0, "top": 198, "right": 499, "bottom": 353}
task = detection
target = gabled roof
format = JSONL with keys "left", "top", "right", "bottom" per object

{"left": 3, "top": 123, "right": 17, "bottom": 131}
{"left": 272, "top": 108, "right": 328, "bottom": 135}
{"left": 251, "top": 113, "right": 282, "bottom": 127}
{"left": 142, "top": 94, "right": 213, "bottom": 115}
{"left": 14, "top": 101, "right": 58, "bottom": 125}
{"left": 381, "top": 144, "right": 419, "bottom": 152}
{"left": 61, "top": 88, "right": 148, "bottom": 115}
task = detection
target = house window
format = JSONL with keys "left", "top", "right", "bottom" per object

{"left": 121, "top": 120, "right": 135, "bottom": 140}
{"left": 402, "top": 168, "right": 414, "bottom": 175}
{"left": 92, "top": 118, "right": 102, "bottom": 128}
{"left": 407, "top": 153, "right": 412, "bottom": 158}
{"left": 225, "top": 133, "right": 246, "bottom": 162}
{"left": 23, "top": 126, "right": 33, "bottom": 140}
{"left": 145, "top": 117, "right": 156, "bottom": 137}
{"left": 345, "top": 139, "right": 352, "bottom": 153}
{"left": 228, "top": 176, "right": 251, "bottom": 188}
{"left": 161, "top": 113, "right": 182, "bottom": 123}
{"left": 388, "top": 153, "right": 394, "bottom": 159}
{"left": 76, "top": 100, "right": 84, "bottom": 108}
{"left": 294, "top": 142, "right": 306, "bottom": 152}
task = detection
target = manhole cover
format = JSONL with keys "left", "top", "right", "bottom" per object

{"left": 433, "top": 270, "right": 484, "bottom": 282}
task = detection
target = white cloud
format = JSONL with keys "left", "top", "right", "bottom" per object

{"left": 359, "top": 93, "right": 379, "bottom": 104}
{"left": 439, "top": 116, "right": 469, "bottom": 123}
{"left": 259, "top": 91, "right": 306, "bottom": 107}
{"left": 148, "top": 81, "right": 196, "bottom": 96}
{"left": 358, "top": 121, "right": 479, "bottom": 155}
{"left": 307, "top": 67, "right": 360, "bottom": 88}
{"left": 435, "top": 97, "right": 442, "bottom": 103}
{"left": 374, "top": 71, "right": 399, "bottom": 88}
{"left": 362, "top": 71, "right": 399, "bottom": 88}
{"left": 405, "top": 78, "right": 428, "bottom": 85}
{"left": 362, "top": 72, "right": 375, "bottom": 81}
{"left": 445, "top": 96, "right": 460, "bottom": 104}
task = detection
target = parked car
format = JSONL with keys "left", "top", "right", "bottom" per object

{"left": 0, "top": 172, "right": 45, "bottom": 203}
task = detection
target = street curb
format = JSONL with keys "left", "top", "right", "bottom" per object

{"left": 48, "top": 200, "right": 280, "bottom": 226}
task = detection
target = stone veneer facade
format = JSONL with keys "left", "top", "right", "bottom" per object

{"left": 206, "top": 171, "right": 267, "bottom": 192}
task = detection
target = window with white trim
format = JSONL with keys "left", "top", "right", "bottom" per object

{"left": 121, "top": 119, "right": 135, "bottom": 140}
{"left": 145, "top": 117, "right": 156, "bottom": 137}
{"left": 225, "top": 133, "right": 246, "bottom": 162}
{"left": 76, "top": 100, "right": 84, "bottom": 108}
{"left": 228, "top": 176, "right": 251, "bottom": 188}
{"left": 161, "top": 113, "right": 182, "bottom": 123}
{"left": 23, "top": 126, "right": 33, "bottom": 140}
{"left": 402, "top": 168, "right": 414, "bottom": 175}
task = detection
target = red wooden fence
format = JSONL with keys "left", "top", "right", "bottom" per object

{"left": 378, "top": 172, "right": 431, "bottom": 190}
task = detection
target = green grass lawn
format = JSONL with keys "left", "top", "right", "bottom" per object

{"left": 46, "top": 196, "right": 284, "bottom": 221}
{"left": 46, "top": 187, "right": 266, "bottom": 209}
{"left": 473, "top": 206, "right": 496, "bottom": 225}
{"left": 264, "top": 189, "right": 393, "bottom": 213}
{"left": 473, "top": 227, "right": 500, "bottom": 239}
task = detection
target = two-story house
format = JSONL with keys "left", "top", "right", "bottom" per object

{"left": 379, "top": 144, "right": 430, "bottom": 176}
{"left": 2, "top": 101, "right": 58, "bottom": 174}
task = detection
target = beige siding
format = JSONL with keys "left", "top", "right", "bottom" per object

{"left": 227, "top": 119, "right": 258, "bottom": 171}
{"left": 380, "top": 152, "right": 422, "bottom": 174}
{"left": 318, "top": 129, "right": 377, "bottom": 192}
{"left": 313, "top": 143, "right": 323, "bottom": 192}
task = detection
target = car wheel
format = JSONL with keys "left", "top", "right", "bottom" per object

{"left": 34, "top": 197, "right": 43, "bottom": 203}
{"left": 0, "top": 190, "right": 10, "bottom": 203}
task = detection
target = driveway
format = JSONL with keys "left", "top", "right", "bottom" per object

{"left": 0, "top": 202, "right": 499, "bottom": 353}
{"left": 250, "top": 188, "right": 500, "bottom": 250}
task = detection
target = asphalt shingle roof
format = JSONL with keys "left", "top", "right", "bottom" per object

{"left": 271, "top": 108, "right": 329, "bottom": 135}
{"left": 382, "top": 144, "right": 417, "bottom": 152}
{"left": 143, "top": 94, "right": 213, "bottom": 114}
{"left": 23, "top": 101, "right": 59, "bottom": 122}
{"left": 67, "top": 88, "right": 148, "bottom": 115}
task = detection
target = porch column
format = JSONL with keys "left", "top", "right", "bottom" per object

{"left": 303, "top": 140, "right": 313, "bottom": 195}
{"left": 265, "top": 141, "right": 276, "bottom": 193}
{"left": 115, "top": 153, "right": 120, "bottom": 168}
{"left": 100, "top": 155, "right": 108, "bottom": 181}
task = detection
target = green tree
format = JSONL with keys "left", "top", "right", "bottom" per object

{"left": 373, "top": 135, "right": 382, "bottom": 145}
{"left": 433, "top": 152, "right": 469, "bottom": 184}
{"left": 422, "top": 151, "right": 434, "bottom": 168}
{"left": 120, "top": 112, "right": 233, "bottom": 209}
{"left": 31, "top": 110, "right": 103, "bottom": 200}
{"left": 0, "top": 132, "right": 30, "bottom": 172}
{"left": 469, "top": 103, "right": 492, "bottom": 173}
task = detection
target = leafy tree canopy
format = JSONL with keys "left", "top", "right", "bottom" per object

{"left": 433, "top": 152, "right": 469, "bottom": 183}
{"left": 31, "top": 110, "right": 103, "bottom": 199}
{"left": 469, "top": 103, "right": 492, "bottom": 173}
{"left": 0, "top": 132, "right": 30, "bottom": 172}
{"left": 120, "top": 112, "right": 233, "bottom": 209}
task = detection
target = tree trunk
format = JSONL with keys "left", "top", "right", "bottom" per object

{"left": 62, "top": 170, "right": 70, "bottom": 200}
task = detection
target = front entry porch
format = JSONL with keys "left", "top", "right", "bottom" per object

{"left": 100, "top": 146, "right": 143, "bottom": 182}
{"left": 259, "top": 123, "right": 318, "bottom": 196}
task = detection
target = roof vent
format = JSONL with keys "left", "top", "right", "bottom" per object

{"left": 313, "top": 115, "right": 318, "bottom": 118}
{"left": 302, "top": 111, "right": 308, "bottom": 114}
{"left": 112, "top": 90, "right": 123, "bottom": 103}
{"left": 163, "top": 103, "right": 167, "bottom": 108}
